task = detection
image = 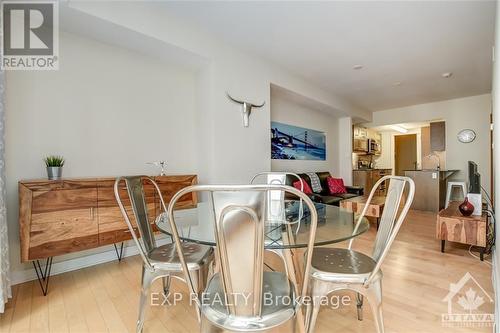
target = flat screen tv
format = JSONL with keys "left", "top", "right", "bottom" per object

{"left": 468, "top": 161, "right": 481, "bottom": 194}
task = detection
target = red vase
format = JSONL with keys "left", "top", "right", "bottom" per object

{"left": 459, "top": 197, "right": 474, "bottom": 216}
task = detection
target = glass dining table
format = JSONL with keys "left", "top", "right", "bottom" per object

{"left": 155, "top": 200, "right": 370, "bottom": 249}
{"left": 155, "top": 199, "right": 369, "bottom": 333}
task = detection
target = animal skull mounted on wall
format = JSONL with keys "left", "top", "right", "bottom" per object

{"left": 226, "top": 92, "right": 265, "bottom": 127}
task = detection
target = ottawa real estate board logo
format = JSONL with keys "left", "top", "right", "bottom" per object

{"left": 442, "top": 272, "right": 494, "bottom": 328}
{"left": 1, "top": 1, "right": 59, "bottom": 70}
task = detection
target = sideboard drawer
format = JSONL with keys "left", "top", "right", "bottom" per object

{"left": 29, "top": 208, "right": 99, "bottom": 260}
{"left": 32, "top": 187, "right": 97, "bottom": 214}
{"left": 97, "top": 205, "right": 156, "bottom": 226}
{"left": 154, "top": 175, "right": 197, "bottom": 210}
{"left": 98, "top": 227, "right": 139, "bottom": 245}
{"left": 437, "top": 216, "right": 487, "bottom": 247}
{"left": 97, "top": 181, "right": 156, "bottom": 243}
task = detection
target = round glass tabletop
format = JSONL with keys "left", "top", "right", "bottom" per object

{"left": 155, "top": 200, "right": 370, "bottom": 249}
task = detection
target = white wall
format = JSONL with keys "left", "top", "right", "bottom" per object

{"left": 337, "top": 117, "right": 353, "bottom": 185}
{"left": 370, "top": 94, "right": 492, "bottom": 193}
{"left": 5, "top": 32, "right": 199, "bottom": 273}
{"left": 270, "top": 94, "right": 339, "bottom": 175}
{"left": 63, "top": 1, "right": 370, "bottom": 186}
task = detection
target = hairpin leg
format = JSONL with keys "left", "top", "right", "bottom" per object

{"left": 32, "top": 257, "right": 53, "bottom": 296}
{"left": 114, "top": 242, "right": 125, "bottom": 261}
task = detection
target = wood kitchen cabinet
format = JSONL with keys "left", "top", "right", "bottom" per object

{"left": 353, "top": 169, "right": 391, "bottom": 196}
{"left": 430, "top": 121, "right": 446, "bottom": 151}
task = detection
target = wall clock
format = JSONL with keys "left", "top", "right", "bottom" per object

{"left": 457, "top": 129, "right": 476, "bottom": 143}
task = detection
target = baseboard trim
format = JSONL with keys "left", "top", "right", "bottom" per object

{"left": 11, "top": 238, "right": 170, "bottom": 286}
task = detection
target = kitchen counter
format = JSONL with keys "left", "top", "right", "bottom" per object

{"left": 404, "top": 169, "right": 459, "bottom": 180}
{"left": 403, "top": 169, "right": 458, "bottom": 172}
{"left": 404, "top": 170, "right": 459, "bottom": 212}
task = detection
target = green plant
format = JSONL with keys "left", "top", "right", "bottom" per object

{"left": 44, "top": 155, "right": 65, "bottom": 167}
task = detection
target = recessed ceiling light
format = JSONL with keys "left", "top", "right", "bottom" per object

{"left": 393, "top": 81, "right": 402, "bottom": 86}
{"left": 442, "top": 72, "right": 453, "bottom": 78}
{"left": 353, "top": 65, "right": 363, "bottom": 70}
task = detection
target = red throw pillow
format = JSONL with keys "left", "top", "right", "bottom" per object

{"left": 327, "top": 176, "right": 347, "bottom": 194}
{"left": 293, "top": 179, "right": 312, "bottom": 194}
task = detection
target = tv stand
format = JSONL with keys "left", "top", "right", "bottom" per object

{"left": 437, "top": 201, "right": 487, "bottom": 260}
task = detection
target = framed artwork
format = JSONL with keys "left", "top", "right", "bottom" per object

{"left": 271, "top": 121, "right": 326, "bottom": 160}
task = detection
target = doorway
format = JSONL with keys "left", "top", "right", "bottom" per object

{"left": 395, "top": 134, "right": 417, "bottom": 176}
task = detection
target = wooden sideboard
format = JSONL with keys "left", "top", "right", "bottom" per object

{"left": 19, "top": 175, "right": 197, "bottom": 262}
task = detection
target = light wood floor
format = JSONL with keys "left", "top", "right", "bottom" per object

{"left": 0, "top": 210, "right": 493, "bottom": 333}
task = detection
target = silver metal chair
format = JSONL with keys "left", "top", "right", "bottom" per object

{"left": 250, "top": 172, "right": 305, "bottom": 278}
{"left": 167, "top": 184, "right": 318, "bottom": 332}
{"left": 114, "top": 176, "right": 214, "bottom": 333}
{"left": 250, "top": 172, "right": 304, "bottom": 229}
{"left": 305, "top": 176, "right": 415, "bottom": 333}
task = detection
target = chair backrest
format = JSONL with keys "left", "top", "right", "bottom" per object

{"left": 250, "top": 171, "right": 302, "bottom": 187}
{"left": 167, "top": 184, "right": 318, "bottom": 318}
{"left": 348, "top": 176, "right": 415, "bottom": 286}
{"left": 114, "top": 176, "right": 167, "bottom": 270}
{"left": 250, "top": 172, "right": 304, "bottom": 224}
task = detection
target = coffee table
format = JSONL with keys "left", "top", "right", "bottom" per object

{"left": 340, "top": 195, "right": 386, "bottom": 229}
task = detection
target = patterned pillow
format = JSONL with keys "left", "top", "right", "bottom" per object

{"left": 306, "top": 172, "right": 323, "bottom": 194}
{"left": 327, "top": 176, "right": 347, "bottom": 194}
{"left": 293, "top": 179, "right": 312, "bottom": 194}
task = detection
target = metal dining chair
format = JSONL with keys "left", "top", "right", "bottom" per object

{"left": 250, "top": 171, "right": 304, "bottom": 230}
{"left": 114, "top": 176, "right": 214, "bottom": 333}
{"left": 167, "top": 184, "right": 318, "bottom": 332}
{"left": 305, "top": 176, "right": 415, "bottom": 333}
{"left": 250, "top": 172, "right": 305, "bottom": 279}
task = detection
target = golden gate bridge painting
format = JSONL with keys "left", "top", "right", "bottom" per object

{"left": 271, "top": 121, "right": 326, "bottom": 160}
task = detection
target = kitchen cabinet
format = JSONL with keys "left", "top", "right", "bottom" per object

{"left": 354, "top": 127, "right": 367, "bottom": 139}
{"left": 353, "top": 126, "right": 381, "bottom": 141}
{"left": 430, "top": 121, "right": 446, "bottom": 151}
{"left": 353, "top": 169, "right": 392, "bottom": 196}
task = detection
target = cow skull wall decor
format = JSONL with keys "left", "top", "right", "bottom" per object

{"left": 226, "top": 92, "right": 265, "bottom": 127}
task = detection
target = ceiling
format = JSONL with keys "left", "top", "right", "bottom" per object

{"left": 160, "top": 1, "right": 495, "bottom": 112}
{"left": 370, "top": 121, "right": 432, "bottom": 132}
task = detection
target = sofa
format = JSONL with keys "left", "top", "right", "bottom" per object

{"left": 286, "top": 171, "right": 364, "bottom": 206}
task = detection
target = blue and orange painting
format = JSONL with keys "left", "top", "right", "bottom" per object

{"left": 271, "top": 122, "right": 326, "bottom": 160}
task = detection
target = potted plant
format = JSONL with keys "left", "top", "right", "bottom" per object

{"left": 44, "top": 155, "right": 65, "bottom": 180}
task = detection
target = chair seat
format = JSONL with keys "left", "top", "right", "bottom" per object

{"left": 201, "top": 271, "right": 296, "bottom": 331}
{"left": 148, "top": 242, "right": 213, "bottom": 271}
{"left": 310, "top": 247, "right": 381, "bottom": 284}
